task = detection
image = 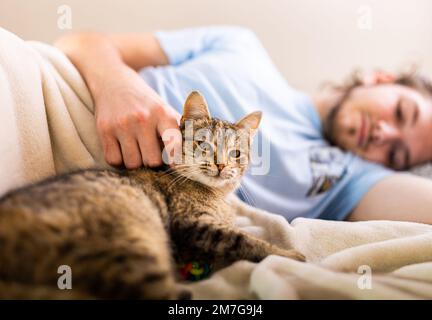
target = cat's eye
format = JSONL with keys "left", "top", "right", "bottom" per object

{"left": 194, "top": 141, "right": 214, "bottom": 161}
{"left": 195, "top": 141, "right": 212, "bottom": 151}
{"left": 229, "top": 149, "right": 241, "bottom": 159}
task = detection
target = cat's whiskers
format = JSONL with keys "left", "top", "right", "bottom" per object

{"left": 167, "top": 167, "right": 202, "bottom": 189}
{"left": 167, "top": 176, "right": 184, "bottom": 190}
{"left": 159, "top": 168, "right": 188, "bottom": 179}
{"left": 178, "top": 171, "right": 221, "bottom": 197}
{"left": 159, "top": 164, "right": 192, "bottom": 177}
{"left": 238, "top": 184, "right": 257, "bottom": 208}
{"left": 159, "top": 164, "right": 201, "bottom": 179}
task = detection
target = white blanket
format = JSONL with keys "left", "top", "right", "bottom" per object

{"left": 0, "top": 27, "right": 107, "bottom": 196}
{"left": 187, "top": 203, "right": 432, "bottom": 299}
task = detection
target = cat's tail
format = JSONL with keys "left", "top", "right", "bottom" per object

{"left": 0, "top": 281, "right": 94, "bottom": 299}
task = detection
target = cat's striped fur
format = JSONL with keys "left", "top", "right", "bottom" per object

{"left": 0, "top": 91, "right": 304, "bottom": 299}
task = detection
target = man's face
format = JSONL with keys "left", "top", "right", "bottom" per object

{"left": 327, "top": 84, "right": 432, "bottom": 170}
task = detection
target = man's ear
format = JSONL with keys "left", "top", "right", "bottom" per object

{"left": 236, "top": 111, "right": 262, "bottom": 137}
{"left": 182, "top": 91, "right": 211, "bottom": 121}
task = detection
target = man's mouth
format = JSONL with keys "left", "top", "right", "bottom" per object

{"left": 357, "top": 113, "right": 371, "bottom": 149}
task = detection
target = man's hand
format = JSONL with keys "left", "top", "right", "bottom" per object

{"left": 94, "top": 66, "right": 181, "bottom": 168}
{"left": 55, "top": 32, "right": 181, "bottom": 169}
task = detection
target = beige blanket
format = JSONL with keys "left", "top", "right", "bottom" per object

{"left": 0, "top": 27, "right": 107, "bottom": 196}
{"left": 187, "top": 201, "right": 432, "bottom": 299}
{"left": 2, "top": 27, "right": 432, "bottom": 300}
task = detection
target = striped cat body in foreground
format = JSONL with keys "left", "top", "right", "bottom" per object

{"left": 0, "top": 91, "right": 304, "bottom": 299}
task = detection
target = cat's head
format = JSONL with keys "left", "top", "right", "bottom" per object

{"left": 171, "top": 91, "right": 261, "bottom": 189}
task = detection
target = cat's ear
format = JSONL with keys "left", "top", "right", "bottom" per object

{"left": 182, "top": 91, "right": 211, "bottom": 121}
{"left": 236, "top": 111, "right": 262, "bottom": 137}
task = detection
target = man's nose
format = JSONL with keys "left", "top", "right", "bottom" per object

{"left": 371, "top": 121, "right": 400, "bottom": 145}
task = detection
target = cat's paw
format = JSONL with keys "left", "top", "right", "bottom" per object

{"left": 279, "top": 249, "right": 306, "bottom": 262}
{"left": 288, "top": 250, "right": 306, "bottom": 262}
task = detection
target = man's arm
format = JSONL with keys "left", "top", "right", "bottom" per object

{"left": 54, "top": 33, "right": 181, "bottom": 168}
{"left": 54, "top": 27, "right": 261, "bottom": 169}
{"left": 348, "top": 174, "right": 432, "bottom": 224}
{"left": 56, "top": 33, "right": 169, "bottom": 71}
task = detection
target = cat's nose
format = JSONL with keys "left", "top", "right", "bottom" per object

{"left": 217, "top": 164, "right": 225, "bottom": 172}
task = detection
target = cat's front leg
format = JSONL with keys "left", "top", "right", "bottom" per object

{"left": 226, "top": 194, "right": 300, "bottom": 253}
{"left": 227, "top": 194, "right": 281, "bottom": 218}
{"left": 171, "top": 218, "right": 305, "bottom": 268}
{"left": 230, "top": 231, "right": 306, "bottom": 263}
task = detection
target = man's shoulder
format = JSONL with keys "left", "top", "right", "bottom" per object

{"left": 200, "top": 25, "right": 263, "bottom": 49}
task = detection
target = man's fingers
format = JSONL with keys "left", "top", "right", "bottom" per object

{"left": 136, "top": 127, "right": 163, "bottom": 167}
{"left": 117, "top": 134, "right": 143, "bottom": 169}
{"left": 101, "top": 134, "right": 123, "bottom": 166}
{"left": 157, "top": 118, "right": 182, "bottom": 165}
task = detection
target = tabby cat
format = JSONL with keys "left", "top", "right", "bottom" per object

{"left": 0, "top": 91, "right": 304, "bottom": 299}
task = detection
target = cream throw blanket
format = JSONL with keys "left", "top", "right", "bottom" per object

{"left": 0, "top": 27, "right": 107, "bottom": 196}
{"left": 187, "top": 202, "right": 432, "bottom": 299}
{"left": 1, "top": 27, "right": 431, "bottom": 299}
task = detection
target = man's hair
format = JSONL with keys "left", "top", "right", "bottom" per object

{"left": 330, "top": 68, "right": 432, "bottom": 98}
{"left": 323, "top": 67, "right": 432, "bottom": 145}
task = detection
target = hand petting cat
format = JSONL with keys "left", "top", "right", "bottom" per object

{"left": 55, "top": 32, "right": 182, "bottom": 169}
{"left": 93, "top": 66, "right": 182, "bottom": 169}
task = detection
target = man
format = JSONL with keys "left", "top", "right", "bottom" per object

{"left": 55, "top": 26, "right": 432, "bottom": 223}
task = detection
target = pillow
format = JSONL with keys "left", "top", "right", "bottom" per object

{"left": 410, "top": 163, "right": 432, "bottom": 179}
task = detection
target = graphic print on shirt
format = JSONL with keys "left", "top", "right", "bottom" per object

{"left": 306, "top": 146, "right": 347, "bottom": 197}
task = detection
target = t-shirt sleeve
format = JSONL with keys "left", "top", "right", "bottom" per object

{"left": 320, "top": 157, "right": 394, "bottom": 221}
{"left": 154, "top": 26, "right": 267, "bottom": 66}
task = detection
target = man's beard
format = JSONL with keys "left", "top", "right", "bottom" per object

{"left": 323, "top": 102, "right": 342, "bottom": 147}
{"left": 323, "top": 92, "right": 351, "bottom": 148}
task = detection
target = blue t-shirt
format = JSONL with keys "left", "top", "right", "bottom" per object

{"left": 139, "top": 26, "right": 393, "bottom": 221}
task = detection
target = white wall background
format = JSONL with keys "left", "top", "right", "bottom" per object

{"left": 1, "top": 0, "right": 431, "bottom": 93}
